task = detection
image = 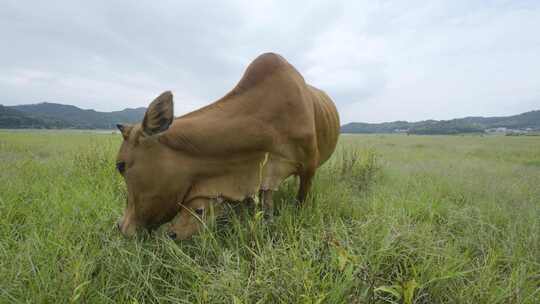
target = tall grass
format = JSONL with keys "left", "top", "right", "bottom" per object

{"left": 0, "top": 132, "right": 539, "bottom": 303}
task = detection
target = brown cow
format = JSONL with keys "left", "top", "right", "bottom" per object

{"left": 115, "top": 53, "right": 340, "bottom": 239}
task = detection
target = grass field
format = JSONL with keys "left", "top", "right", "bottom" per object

{"left": 1, "top": 131, "right": 539, "bottom": 303}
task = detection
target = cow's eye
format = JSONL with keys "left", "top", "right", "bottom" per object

{"left": 116, "top": 161, "right": 126, "bottom": 174}
{"left": 195, "top": 208, "right": 204, "bottom": 216}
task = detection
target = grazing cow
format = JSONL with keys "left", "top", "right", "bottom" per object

{"left": 115, "top": 53, "right": 340, "bottom": 239}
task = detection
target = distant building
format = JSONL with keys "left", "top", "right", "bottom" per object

{"left": 393, "top": 129, "right": 409, "bottom": 133}
{"left": 506, "top": 129, "right": 528, "bottom": 135}
{"left": 485, "top": 127, "right": 531, "bottom": 135}
{"left": 486, "top": 127, "right": 508, "bottom": 133}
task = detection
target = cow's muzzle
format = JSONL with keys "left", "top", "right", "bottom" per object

{"left": 117, "top": 216, "right": 137, "bottom": 237}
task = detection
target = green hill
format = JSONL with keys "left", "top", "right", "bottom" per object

{"left": 3, "top": 102, "right": 538, "bottom": 134}
{"left": 0, "top": 102, "right": 146, "bottom": 129}
{"left": 341, "top": 110, "right": 540, "bottom": 134}
{"left": 0, "top": 105, "right": 50, "bottom": 128}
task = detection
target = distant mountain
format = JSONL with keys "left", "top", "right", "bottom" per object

{"left": 0, "top": 105, "right": 49, "bottom": 128}
{"left": 341, "top": 110, "right": 540, "bottom": 134}
{"left": 0, "top": 102, "right": 146, "bottom": 129}
{"left": 2, "top": 101, "right": 538, "bottom": 134}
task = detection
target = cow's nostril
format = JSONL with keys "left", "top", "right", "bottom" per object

{"left": 168, "top": 231, "right": 177, "bottom": 239}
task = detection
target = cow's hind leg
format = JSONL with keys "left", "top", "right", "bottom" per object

{"left": 259, "top": 189, "right": 274, "bottom": 219}
{"left": 297, "top": 169, "right": 315, "bottom": 204}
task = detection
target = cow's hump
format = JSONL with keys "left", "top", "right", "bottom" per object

{"left": 232, "top": 53, "right": 291, "bottom": 94}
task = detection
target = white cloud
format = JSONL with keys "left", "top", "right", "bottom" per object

{"left": 0, "top": 0, "right": 539, "bottom": 123}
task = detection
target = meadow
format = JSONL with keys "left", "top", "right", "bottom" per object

{"left": 0, "top": 131, "right": 539, "bottom": 303}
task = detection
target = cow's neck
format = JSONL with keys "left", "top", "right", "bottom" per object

{"left": 161, "top": 93, "right": 270, "bottom": 157}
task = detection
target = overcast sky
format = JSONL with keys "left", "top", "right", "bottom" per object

{"left": 1, "top": 0, "right": 539, "bottom": 123}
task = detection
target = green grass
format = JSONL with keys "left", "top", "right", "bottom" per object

{"left": 1, "top": 131, "right": 539, "bottom": 303}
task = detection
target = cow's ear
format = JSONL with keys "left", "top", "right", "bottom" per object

{"left": 142, "top": 91, "right": 174, "bottom": 136}
{"left": 116, "top": 123, "right": 133, "bottom": 140}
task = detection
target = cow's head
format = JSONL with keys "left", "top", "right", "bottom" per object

{"left": 115, "top": 91, "right": 191, "bottom": 237}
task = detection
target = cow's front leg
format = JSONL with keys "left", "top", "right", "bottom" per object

{"left": 259, "top": 189, "right": 274, "bottom": 219}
